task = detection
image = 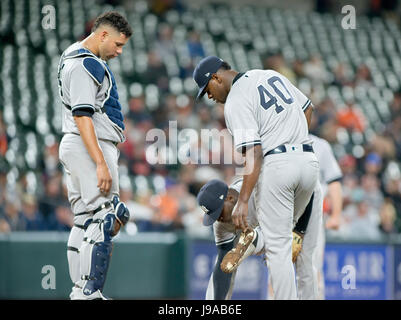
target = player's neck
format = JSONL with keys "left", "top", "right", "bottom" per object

{"left": 227, "top": 70, "right": 239, "bottom": 88}
{"left": 81, "top": 33, "right": 100, "bottom": 57}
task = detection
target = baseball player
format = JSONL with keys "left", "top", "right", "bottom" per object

{"left": 193, "top": 56, "right": 321, "bottom": 299}
{"left": 197, "top": 177, "right": 314, "bottom": 300}
{"left": 57, "top": 12, "right": 132, "bottom": 300}
{"left": 268, "top": 134, "right": 343, "bottom": 299}
{"left": 309, "top": 134, "right": 343, "bottom": 299}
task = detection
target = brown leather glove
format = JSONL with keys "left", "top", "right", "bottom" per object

{"left": 292, "top": 231, "right": 304, "bottom": 263}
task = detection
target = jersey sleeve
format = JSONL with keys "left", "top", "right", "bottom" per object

{"left": 213, "top": 221, "right": 236, "bottom": 246}
{"left": 225, "top": 94, "right": 261, "bottom": 153}
{"left": 68, "top": 62, "right": 97, "bottom": 116}
{"left": 229, "top": 176, "right": 243, "bottom": 194}
{"left": 319, "top": 140, "right": 343, "bottom": 184}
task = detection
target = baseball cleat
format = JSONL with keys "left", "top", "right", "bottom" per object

{"left": 220, "top": 228, "right": 257, "bottom": 273}
{"left": 70, "top": 287, "right": 110, "bottom": 300}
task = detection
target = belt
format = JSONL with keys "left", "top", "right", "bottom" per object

{"left": 264, "top": 144, "right": 314, "bottom": 157}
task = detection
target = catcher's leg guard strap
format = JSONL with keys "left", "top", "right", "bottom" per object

{"left": 67, "top": 213, "right": 93, "bottom": 285}
{"left": 79, "top": 211, "right": 118, "bottom": 296}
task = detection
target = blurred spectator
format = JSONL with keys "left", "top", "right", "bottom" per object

{"left": 353, "top": 64, "right": 373, "bottom": 88}
{"left": 385, "top": 114, "right": 401, "bottom": 159}
{"left": 143, "top": 50, "right": 169, "bottom": 90}
{"left": 264, "top": 54, "right": 296, "bottom": 83}
{"left": 0, "top": 218, "right": 10, "bottom": 233}
{"left": 389, "top": 91, "right": 401, "bottom": 117}
{"left": 149, "top": 179, "right": 183, "bottom": 231}
{"left": 0, "top": 112, "right": 8, "bottom": 157}
{"left": 20, "top": 194, "right": 46, "bottom": 231}
{"left": 120, "top": 185, "right": 154, "bottom": 232}
{"left": 0, "top": 170, "right": 7, "bottom": 207}
{"left": 369, "top": 133, "right": 396, "bottom": 160}
{"left": 292, "top": 59, "right": 305, "bottom": 78}
{"left": 364, "top": 153, "right": 383, "bottom": 176}
{"left": 331, "top": 62, "right": 353, "bottom": 87}
{"left": 41, "top": 142, "right": 60, "bottom": 178}
{"left": 154, "top": 24, "right": 175, "bottom": 60}
{"left": 360, "top": 174, "right": 384, "bottom": 211}
{"left": 47, "top": 205, "right": 74, "bottom": 231}
{"left": 149, "top": 0, "right": 185, "bottom": 16}
{"left": 382, "top": 162, "right": 401, "bottom": 231}
{"left": 38, "top": 174, "right": 65, "bottom": 222}
{"left": 342, "top": 188, "right": 382, "bottom": 240}
{"left": 187, "top": 30, "right": 205, "bottom": 60}
{"left": 127, "top": 96, "right": 152, "bottom": 124}
{"left": 336, "top": 101, "right": 366, "bottom": 132}
{"left": 303, "top": 55, "right": 329, "bottom": 84}
{"left": 339, "top": 155, "right": 358, "bottom": 178}
{"left": 1, "top": 200, "right": 25, "bottom": 231}
{"left": 379, "top": 198, "right": 397, "bottom": 234}
{"left": 312, "top": 98, "right": 337, "bottom": 130}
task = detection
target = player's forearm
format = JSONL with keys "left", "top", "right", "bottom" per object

{"left": 74, "top": 115, "right": 106, "bottom": 165}
{"left": 304, "top": 105, "right": 313, "bottom": 130}
{"left": 239, "top": 145, "right": 263, "bottom": 203}
{"left": 328, "top": 181, "right": 343, "bottom": 218}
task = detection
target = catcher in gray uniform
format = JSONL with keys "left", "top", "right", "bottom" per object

{"left": 197, "top": 178, "right": 315, "bottom": 300}
{"left": 57, "top": 12, "right": 132, "bottom": 300}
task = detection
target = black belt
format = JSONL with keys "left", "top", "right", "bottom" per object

{"left": 264, "top": 144, "right": 314, "bottom": 157}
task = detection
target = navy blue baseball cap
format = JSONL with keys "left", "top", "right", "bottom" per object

{"left": 193, "top": 56, "right": 224, "bottom": 99}
{"left": 197, "top": 179, "right": 228, "bottom": 226}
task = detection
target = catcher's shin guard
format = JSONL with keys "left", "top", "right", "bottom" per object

{"left": 67, "top": 213, "right": 93, "bottom": 284}
{"left": 78, "top": 200, "right": 130, "bottom": 298}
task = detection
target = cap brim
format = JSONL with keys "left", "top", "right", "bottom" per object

{"left": 196, "top": 83, "right": 208, "bottom": 100}
{"left": 202, "top": 202, "right": 224, "bottom": 226}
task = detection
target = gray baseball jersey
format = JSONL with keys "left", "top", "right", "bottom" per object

{"left": 309, "top": 134, "right": 343, "bottom": 196}
{"left": 224, "top": 69, "right": 312, "bottom": 154}
{"left": 58, "top": 42, "right": 125, "bottom": 143}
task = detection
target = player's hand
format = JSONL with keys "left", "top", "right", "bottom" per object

{"left": 232, "top": 200, "right": 249, "bottom": 231}
{"left": 325, "top": 215, "right": 341, "bottom": 230}
{"left": 96, "top": 161, "right": 112, "bottom": 195}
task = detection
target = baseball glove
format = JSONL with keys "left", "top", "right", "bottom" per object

{"left": 292, "top": 231, "right": 304, "bottom": 263}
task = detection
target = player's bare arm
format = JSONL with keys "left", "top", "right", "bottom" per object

{"left": 325, "top": 181, "right": 343, "bottom": 230}
{"left": 304, "top": 104, "right": 313, "bottom": 129}
{"left": 73, "top": 115, "right": 112, "bottom": 194}
{"left": 232, "top": 145, "right": 263, "bottom": 231}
